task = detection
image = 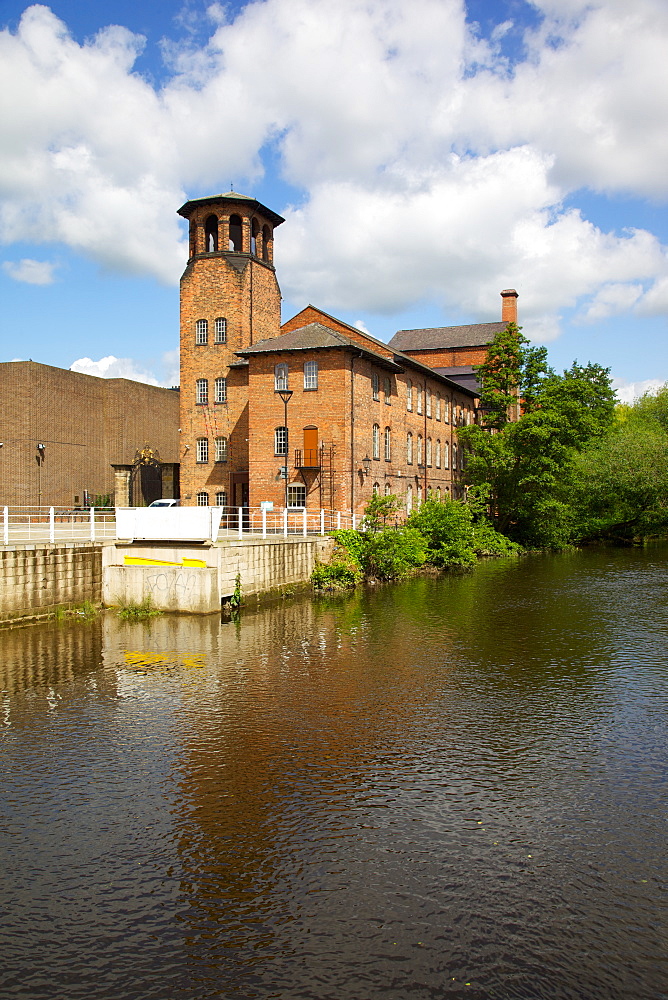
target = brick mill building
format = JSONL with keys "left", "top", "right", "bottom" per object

{"left": 177, "top": 192, "right": 518, "bottom": 516}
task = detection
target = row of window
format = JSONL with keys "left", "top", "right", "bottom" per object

{"left": 197, "top": 491, "right": 228, "bottom": 506}
{"left": 370, "top": 426, "right": 464, "bottom": 469}
{"left": 195, "top": 318, "right": 227, "bottom": 345}
{"left": 405, "top": 381, "right": 471, "bottom": 424}
{"left": 196, "top": 437, "right": 228, "bottom": 463}
{"left": 195, "top": 377, "right": 227, "bottom": 404}
{"left": 370, "top": 482, "right": 449, "bottom": 508}
{"left": 274, "top": 362, "right": 318, "bottom": 391}
{"left": 198, "top": 214, "right": 272, "bottom": 260}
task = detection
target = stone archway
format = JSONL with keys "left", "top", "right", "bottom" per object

{"left": 130, "top": 445, "right": 163, "bottom": 506}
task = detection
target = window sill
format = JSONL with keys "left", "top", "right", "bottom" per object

{"left": 303, "top": 387, "right": 318, "bottom": 392}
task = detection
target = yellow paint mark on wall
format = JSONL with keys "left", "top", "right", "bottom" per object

{"left": 123, "top": 555, "right": 207, "bottom": 568}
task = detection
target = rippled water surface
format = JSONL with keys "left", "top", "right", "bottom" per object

{"left": 1, "top": 545, "right": 667, "bottom": 1000}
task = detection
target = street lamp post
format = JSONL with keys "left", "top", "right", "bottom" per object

{"left": 277, "top": 388, "right": 293, "bottom": 509}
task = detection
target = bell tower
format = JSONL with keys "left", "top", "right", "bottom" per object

{"left": 177, "top": 192, "right": 284, "bottom": 507}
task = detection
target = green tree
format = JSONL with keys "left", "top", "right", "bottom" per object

{"left": 474, "top": 322, "right": 551, "bottom": 428}
{"left": 461, "top": 361, "right": 616, "bottom": 547}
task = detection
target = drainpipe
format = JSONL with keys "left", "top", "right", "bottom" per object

{"left": 350, "top": 352, "right": 363, "bottom": 516}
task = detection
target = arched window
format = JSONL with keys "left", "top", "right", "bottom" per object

{"left": 262, "top": 224, "right": 271, "bottom": 262}
{"left": 426, "top": 388, "right": 432, "bottom": 418}
{"left": 275, "top": 427, "right": 287, "bottom": 455}
{"left": 372, "top": 373, "right": 380, "bottom": 401}
{"left": 229, "top": 214, "right": 242, "bottom": 252}
{"left": 215, "top": 491, "right": 227, "bottom": 508}
{"left": 196, "top": 438, "right": 208, "bottom": 463}
{"left": 196, "top": 378, "right": 208, "bottom": 404}
{"left": 452, "top": 442, "right": 458, "bottom": 471}
{"left": 215, "top": 317, "right": 227, "bottom": 343}
{"left": 417, "top": 434, "right": 423, "bottom": 465}
{"left": 274, "top": 363, "right": 288, "bottom": 391}
{"left": 406, "top": 380, "right": 413, "bottom": 411}
{"left": 436, "top": 394, "right": 441, "bottom": 421}
{"left": 385, "top": 482, "right": 392, "bottom": 496}
{"left": 384, "top": 377, "right": 391, "bottom": 404}
{"left": 197, "top": 491, "right": 209, "bottom": 506}
{"left": 195, "top": 319, "right": 208, "bottom": 345}
{"left": 444, "top": 441, "right": 450, "bottom": 469}
{"left": 444, "top": 399, "right": 450, "bottom": 423}
{"left": 407, "top": 432, "right": 413, "bottom": 464}
{"left": 251, "top": 218, "right": 259, "bottom": 255}
{"left": 373, "top": 481, "right": 380, "bottom": 496}
{"left": 304, "top": 360, "right": 318, "bottom": 389}
{"left": 214, "top": 377, "right": 227, "bottom": 403}
{"left": 406, "top": 483, "right": 413, "bottom": 513}
{"left": 436, "top": 486, "right": 441, "bottom": 501}
{"left": 215, "top": 437, "right": 228, "bottom": 462}
{"left": 287, "top": 483, "right": 306, "bottom": 507}
{"left": 436, "top": 439, "right": 441, "bottom": 468}
{"left": 372, "top": 424, "right": 380, "bottom": 460}
{"left": 384, "top": 426, "right": 391, "bottom": 461}
{"left": 204, "top": 214, "right": 218, "bottom": 252}
{"left": 417, "top": 388, "right": 423, "bottom": 415}
{"left": 417, "top": 484, "right": 423, "bottom": 506}
{"left": 426, "top": 437, "right": 432, "bottom": 466}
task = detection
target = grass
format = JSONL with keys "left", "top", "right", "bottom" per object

{"left": 116, "top": 596, "right": 162, "bottom": 621}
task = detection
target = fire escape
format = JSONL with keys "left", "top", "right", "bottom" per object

{"left": 293, "top": 443, "right": 336, "bottom": 509}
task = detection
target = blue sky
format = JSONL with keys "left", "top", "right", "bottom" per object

{"left": 1, "top": 0, "right": 667, "bottom": 400}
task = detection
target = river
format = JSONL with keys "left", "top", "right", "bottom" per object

{"left": 1, "top": 544, "right": 666, "bottom": 999}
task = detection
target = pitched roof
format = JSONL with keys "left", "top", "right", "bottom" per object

{"left": 238, "top": 323, "right": 403, "bottom": 371}
{"left": 238, "top": 322, "right": 479, "bottom": 397}
{"left": 389, "top": 321, "right": 506, "bottom": 352}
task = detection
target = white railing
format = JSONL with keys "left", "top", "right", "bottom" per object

{"left": 0, "top": 507, "right": 116, "bottom": 545}
{"left": 0, "top": 505, "right": 359, "bottom": 545}
{"left": 216, "top": 506, "right": 356, "bottom": 539}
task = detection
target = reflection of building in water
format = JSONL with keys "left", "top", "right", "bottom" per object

{"left": 0, "top": 619, "right": 104, "bottom": 697}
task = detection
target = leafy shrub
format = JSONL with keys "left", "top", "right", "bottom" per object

{"left": 407, "top": 498, "right": 477, "bottom": 567}
{"left": 362, "top": 526, "right": 427, "bottom": 580}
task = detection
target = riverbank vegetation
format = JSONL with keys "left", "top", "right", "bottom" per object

{"left": 459, "top": 325, "right": 668, "bottom": 547}
{"left": 312, "top": 492, "right": 521, "bottom": 589}
{"left": 314, "top": 330, "right": 668, "bottom": 590}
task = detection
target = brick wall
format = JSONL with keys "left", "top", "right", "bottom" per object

{"left": 246, "top": 347, "right": 476, "bottom": 516}
{"left": 399, "top": 345, "right": 490, "bottom": 368}
{"left": 0, "top": 362, "right": 180, "bottom": 507}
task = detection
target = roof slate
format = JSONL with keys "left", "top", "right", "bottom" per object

{"left": 389, "top": 321, "right": 506, "bottom": 351}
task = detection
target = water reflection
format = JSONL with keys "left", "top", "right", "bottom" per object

{"left": 1, "top": 545, "right": 667, "bottom": 999}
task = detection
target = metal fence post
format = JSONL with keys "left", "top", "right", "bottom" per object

{"left": 238, "top": 507, "right": 243, "bottom": 539}
{"left": 262, "top": 507, "right": 267, "bottom": 539}
{"left": 283, "top": 508, "right": 288, "bottom": 537}
{"left": 337, "top": 511, "right": 341, "bottom": 531}
{"left": 90, "top": 507, "right": 95, "bottom": 542}
{"left": 49, "top": 507, "right": 55, "bottom": 543}
{"left": 352, "top": 511, "right": 356, "bottom": 530}
{"left": 302, "top": 507, "right": 307, "bottom": 537}
{"left": 3, "top": 507, "right": 8, "bottom": 545}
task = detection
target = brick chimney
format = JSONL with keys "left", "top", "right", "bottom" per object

{"left": 501, "top": 288, "right": 518, "bottom": 324}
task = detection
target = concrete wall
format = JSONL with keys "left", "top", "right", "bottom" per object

{"left": 102, "top": 536, "right": 335, "bottom": 613}
{"left": 0, "top": 543, "right": 102, "bottom": 622}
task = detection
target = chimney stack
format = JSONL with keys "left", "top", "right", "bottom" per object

{"left": 501, "top": 288, "right": 518, "bottom": 324}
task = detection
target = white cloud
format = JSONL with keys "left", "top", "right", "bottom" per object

{"left": 0, "top": 0, "right": 667, "bottom": 339}
{"left": 579, "top": 282, "right": 645, "bottom": 323}
{"left": 612, "top": 376, "right": 666, "bottom": 405}
{"left": 353, "top": 320, "right": 371, "bottom": 335}
{"left": 2, "top": 257, "right": 57, "bottom": 284}
{"left": 70, "top": 355, "right": 160, "bottom": 384}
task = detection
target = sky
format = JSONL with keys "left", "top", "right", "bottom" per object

{"left": 0, "top": 0, "right": 667, "bottom": 402}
